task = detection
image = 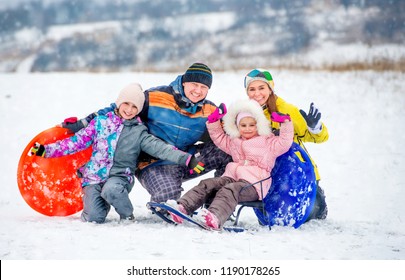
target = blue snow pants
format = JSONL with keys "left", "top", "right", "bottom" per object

{"left": 81, "top": 176, "right": 135, "bottom": 223}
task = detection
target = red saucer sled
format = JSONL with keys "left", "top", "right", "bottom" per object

{"left": 17, "top": 127, "right": 92, "bottom": 216}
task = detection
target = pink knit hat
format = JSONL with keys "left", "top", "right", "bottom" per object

{"left": 236, "top": 112, "right": 255, "bottom": 126}
{"left": 115, "top": 83, "right": 145, "bottom": 111}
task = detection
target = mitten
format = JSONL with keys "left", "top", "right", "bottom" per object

{"left": 271, "top": 112, "right": 291, "bottom": 123}
{"left": 207, "top": 103, "right": 227, "bottom": 123}
{"left": 61, "top": 117, "right": 86, "bottom": 133}
{"left": 187, "top": 155, "right": 205, "bottom": 174}
{"left": 299, "top": 102, "right": 322, "bottom": 133}
{"left": 64, "top": 117, "right": 78, "bottom": 124}
{"left": 28, "top": 142, "right": 45, "bottom": 157}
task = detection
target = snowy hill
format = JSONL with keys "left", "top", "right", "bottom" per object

{"left": 1, "top": 1, "right": 405, "bottom": 278}
{"left": 1, "top": 70, "right": 404, "bottom": 262}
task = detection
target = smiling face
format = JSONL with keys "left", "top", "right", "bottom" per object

{"left": 118, "top": 102, "right": 139, "bottom": 120}
{"left": 246, "top": 80, "right": 272, "bottom": 106}
{"left": 183, "top": 82, "right": 209, "bottom": 103}
{"left": 238, "top": 116, "right": 258, "bottom": 139}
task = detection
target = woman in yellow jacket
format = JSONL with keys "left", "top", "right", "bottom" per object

{"left": 244, "top": 69, "right": 329, "bottom": 221}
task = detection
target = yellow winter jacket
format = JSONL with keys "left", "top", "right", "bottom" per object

{"left": 263, "top": 97, "right": 329, "bottom": 180}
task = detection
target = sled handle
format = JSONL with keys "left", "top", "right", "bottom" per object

{"left": 291, "top": 143, "right": 311, "bottom": 170}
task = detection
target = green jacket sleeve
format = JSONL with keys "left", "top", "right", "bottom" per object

{"left": 139, "top": 131, "right": 190, "bottom": 166}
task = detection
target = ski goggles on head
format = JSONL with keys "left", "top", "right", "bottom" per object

{"left": 244, "top": 69, "right": 275, "bottom": 91}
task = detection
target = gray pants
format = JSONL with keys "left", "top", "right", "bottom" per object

{"left": 81, "top": 176, "right": 134, "bottom": 223}
{"left": 178, "top": 176, "right": 259, "bottom": 227}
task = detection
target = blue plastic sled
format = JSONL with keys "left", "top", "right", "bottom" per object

{"left": 254, "top": 143, "right": 317, "bottom": 228}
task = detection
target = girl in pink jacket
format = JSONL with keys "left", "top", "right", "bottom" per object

{"left": 168, "top": 99, "right": 293, "bottom": 229}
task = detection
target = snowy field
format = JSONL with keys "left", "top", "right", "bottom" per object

{"left": 1, "top": 70, "right": 404, "bottom": 278}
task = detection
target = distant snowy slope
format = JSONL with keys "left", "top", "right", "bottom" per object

{"left": 1, "top": 1, "right": 403, "bottom": 72}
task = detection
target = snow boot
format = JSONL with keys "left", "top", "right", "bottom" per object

{"left": 166, "top": 200, "right": 187, "bottom": 224}
{"left": 119, "top": 214, "right": 135, "bottom": 224}
{"left": 199, "top": 208, "right": 220, "bottom": 229}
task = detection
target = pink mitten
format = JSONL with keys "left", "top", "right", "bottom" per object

{"left": 207, "top": 103, "right": 227, "bottom": 123}
{"left": 271, "top": 112, "right": 291, "bottom": 123}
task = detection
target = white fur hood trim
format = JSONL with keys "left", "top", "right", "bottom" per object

{"left": 223, "top": 99, "right": 271, "bottom": 138}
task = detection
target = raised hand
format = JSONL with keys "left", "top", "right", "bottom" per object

{"left": 207, "top": 103, "right": 227, "bottom": 123}
{"left": 299, "top": 102, "right": 322, "bottom": 133}
{"left": 271, "top": 112, "right": 291, "bottom": 123}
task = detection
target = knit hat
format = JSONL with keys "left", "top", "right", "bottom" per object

{"left": 115, "top": 83, "right": 145, "bottom": 112}
{"left": 236, "top": 112, "right": 255, "bottom": 126}
{"left": 244, "top": 69, "right": 275, "bottom": 93}
{"left": 182, "top": 62, "right": 213, "bottom": 88}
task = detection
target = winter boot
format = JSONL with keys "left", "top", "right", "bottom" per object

{"left": 166, "top": 200, "right": 187, "bottom": 224}
{"left": 199, "top": 208, "right": 220, "bottom": 229}
{"left": 119, "top": 214, "right": 135, "bottom": 224}
{"left": 305, "top": 185, "right": 328, "bottom": 222}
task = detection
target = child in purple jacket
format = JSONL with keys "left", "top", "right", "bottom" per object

{"left": 29, "top": 83, "right": 204, "bottom": 223}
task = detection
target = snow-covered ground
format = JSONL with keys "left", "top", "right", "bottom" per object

{"left": 1, "top": 70, "right": 404, "bottom": 278}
